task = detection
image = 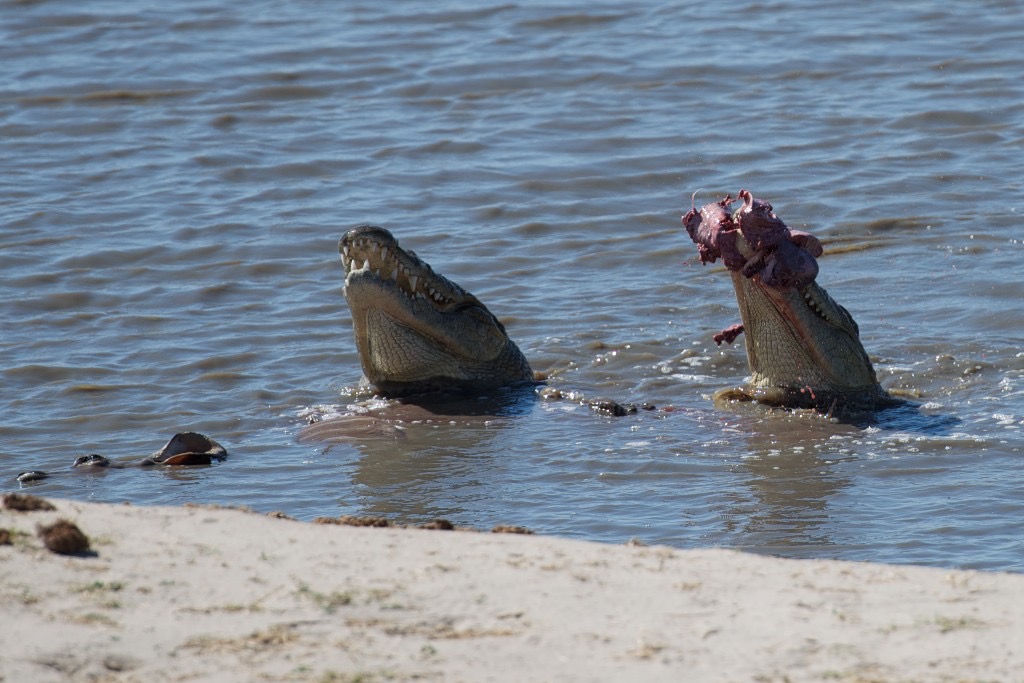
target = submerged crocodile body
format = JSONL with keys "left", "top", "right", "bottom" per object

{"left": 684, "top": 190, "right": 895, "bottom": 414}
{"left": 340, "top": 225, "right": 535, "bottom": 397}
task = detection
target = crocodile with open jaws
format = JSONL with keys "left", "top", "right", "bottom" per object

{"left": 299, "top": 226, "right": 538, "bottom": 441}
{"left": 683, "top": 189, "right": 898, "bottom": 415}
{"left": 300, "top": 225, "right": 649, "bottom": 442}
{"left": 339, "top": 225, "right": 535, "bottom": 396}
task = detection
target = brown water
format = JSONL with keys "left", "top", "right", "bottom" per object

{"left": 3, "top": 1, "right": 1023, "bottom": 571}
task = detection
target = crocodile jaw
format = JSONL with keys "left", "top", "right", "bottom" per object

{"left": 730, "top": 270, "right": 882, "bottom": 408}
{"left": 339, "top": 226, "right": 532, "bottom": 395}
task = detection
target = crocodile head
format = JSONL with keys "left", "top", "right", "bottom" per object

{"left": 684, "top": 191, "right": 891, "bottom": 413}
{"left": 339, "top": 225, "right": 534, "bottom": 397}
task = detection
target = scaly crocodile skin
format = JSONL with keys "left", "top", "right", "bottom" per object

{"left": 340, "top": 225, "right": 533, "bottom": 396}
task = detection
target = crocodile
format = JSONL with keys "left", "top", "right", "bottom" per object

{"left": 300, "top": 226, "right": 651, "bottom": 443}
{"left": 338, "top": 225, "right": 536, "bottom": 396}
{"left": 683, "top": 190, "right": 896, "bottom": 414}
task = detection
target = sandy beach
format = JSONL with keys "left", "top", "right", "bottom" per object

{"left": 2, "top": 496, "right": 1022, "bottom": 682}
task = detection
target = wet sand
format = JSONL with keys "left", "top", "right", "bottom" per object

{"left": 3, "top": 497, "right": 1022, "bottom": 682}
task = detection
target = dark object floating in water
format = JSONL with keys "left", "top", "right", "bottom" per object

{"left": 15, "top": 432, "right": 228, "bottom": 483}
{"left": 15, "top": 471, "right": 49, "bottom": 483}
{"left": 146, "top": 431, "right": 228, "bottom": 466}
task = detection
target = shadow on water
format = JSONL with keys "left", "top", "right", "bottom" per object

{"left": 735, "top": 440, "right": 851, "bottom": 551}
{"left": 300, "top": 386, "right": 547, "bottom": 522}
{"left": 391, "top": 384, "right": 540, "bottom": 418}
{"left": 299, "top": 384, "right": 538, "bottom": 444}
{"left": 714, "top": 390, "right": 962, "bottom": 436}
{"left": 841, "top": 399, "right": 962, "bottom": 435}
{"left": 706, "top": 396, "right": 963, "bottom": 555}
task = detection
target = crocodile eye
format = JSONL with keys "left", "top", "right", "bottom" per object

{"left": 450, "top": 299, "right": 485, "bottom": 314}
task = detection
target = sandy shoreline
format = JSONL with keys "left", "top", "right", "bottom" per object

{"left": 2, "top": 497, "right": 1022, "bottom": 682}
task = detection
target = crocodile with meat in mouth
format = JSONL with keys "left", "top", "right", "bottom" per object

{"left": 683, "top": 190, "right": 897, "bottom": 414}
{"left": 339, "top": 225, "right": 535, "bottom": 397}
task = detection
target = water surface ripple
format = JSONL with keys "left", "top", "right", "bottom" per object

{"left": 3, "top": 1, "right": 1023, "bottom": 571}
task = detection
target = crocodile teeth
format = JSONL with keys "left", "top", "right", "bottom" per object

{"left": 408, "top": 275, "right": 418, "bottom": 291}
{"left": 389, "top": 267, "right": 398, "bottom": 280}
{"left": 361, "top": 258, "right": 370, "bottom": 271}
{"left": 380, "top": 247, "right": 389, "bottom": 261}
{"left": 802, "top": 289, "right": 830, "bottom": 322}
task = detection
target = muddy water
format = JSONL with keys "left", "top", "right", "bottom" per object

{"left": 3, "top": 2, "right": 1023, "bottom": 571}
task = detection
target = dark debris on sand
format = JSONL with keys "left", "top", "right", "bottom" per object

{"left": 491, "top": 525, "right": 534, "bottom": 535}
{"left": 314, "top": 515, "right": 392, "bottom": 528}
{"left": 3, "top": 493, "right": 57, "bottom": 512}
{"left": 37, "top": 519, "right": 91, "bottom": 555}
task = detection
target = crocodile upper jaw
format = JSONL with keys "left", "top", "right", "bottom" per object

{"left": 732, "top": 272, "right": 882, "bottom": 406}
{"left": 339, "top": 226, "right": 533, "bottom": 396}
